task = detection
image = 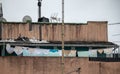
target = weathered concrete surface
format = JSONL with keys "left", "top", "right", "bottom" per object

{"left": 0, "top": 57, "right": 120, "bottom": 74}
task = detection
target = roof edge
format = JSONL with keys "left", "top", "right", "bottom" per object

{"left": 0, "top": 22, "right": 87, "bottom": 25}
{"left": 87, "top": 21, "right": 108, "bottom": 23}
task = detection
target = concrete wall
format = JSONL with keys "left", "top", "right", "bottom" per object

{"left": 0, "top": 57, "right": 120, "bottom": 74}
{"left": 0, "top": 21, "right": 108, "bottom": 41}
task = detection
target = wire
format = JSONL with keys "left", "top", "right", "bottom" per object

{"left": 112, "top": 41, "right": 120, "bottom": 42}
{"left": 112, "top": 34, "right": 120, "bottom": 36}
{"left": 108, "top": 23, "right": 120, "bottom": 25}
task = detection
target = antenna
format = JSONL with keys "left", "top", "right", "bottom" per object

{"left": 50, "top": 13, "right": 58, "bottom": 22}
{"left": 22, "top": 15, "right": 32, "bottom": 22}
{"left": 50, "top": 13, "right": 61, "bottom": 22}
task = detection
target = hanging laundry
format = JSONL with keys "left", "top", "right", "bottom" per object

{"left": 58, "top": 50, "right": 62, "bottom": 56}
{"left": 6, "top": 44, "right": 14, "bottom": 54}
{"left": 106, "top": 53, "right": 113, "bottom": 58}
{"left": 89, "top": 50, "right": 97, "bottom": 57}
{"left": 28, "top": 48, "right": 35, "bottom": 55}
{"left": 78, "top": 51, "right": 89, "bottom": 57}
{"left": 14, "top": 46, "right": 24, "bottom": 56}
{"left": 41, "top": 49, "right": 49, "bottom": 55}
{"left": 104, "top": 48, "right": 113, "bottom": 54}
{"left": 49, "top": 49, "right": 58, "bottom": 52}
{"left": 47, "top": 50, "right": 62, "bottom": 56}
{"left": 33, "top": 48, "right": 49, "bottom": 56}
{"left": 23, "top": 48, "right": 50, "bottom": 56}
{"left": 97, "top": 49, "right": 104, "bottom": 54}
{"left": 23, "top": 47, "right": 62, "bottom": 56}
{"left": 97, "top": 49, "right": 106, "bottom": 58}
{"left": 33, "top": 49, "right": 44, "bottom": 56}
{"left": 68, "top": 50, "right": 76, "bottom": 57}
{"left": 64, "top": 50, "right": 71, "bottom": 56}
{"left": 64, "top": 50, "right": 76, "bottom": 57}
{"left": 23, "top": 48, "right": 29, "bottom": 56}
{"left": 113, "top": 48, "right": 119, "bottom": 54}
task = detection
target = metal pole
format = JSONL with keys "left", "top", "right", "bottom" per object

{"left": 62, "top": 0, "right": 64, "bottom": 74}
{"left": 2, "top": 42, "right": 5, "bottom": 56}
{"left": 38, "top": 0, "right": 42, "bottom": 18}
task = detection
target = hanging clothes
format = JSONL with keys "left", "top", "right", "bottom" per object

{"left": 49, "top": 49, "right": 58, "bottom": 52}
{"left": 64, "top": 50, "right": 71, "bottom": 56}
{"left": 89, "top": 50, "right": 97, "bottom": 57}
{"left": 78, "top": 51, "right": 89, "bottom": 57}
{"left": 97, "top": 49, "right": 106, "bottom": 58}
{"left": 97, "top": 49, "right": 104, "bottom": 54}
{"left": 48, "top": 50, "right": 62, "bottom": 56}
{"left": 104, "top": 48, "right": 113, "bottom": 54}
{"left": 28, "top": 48, "right": 35, "bottom": 55}
{"left": 23, "top": 47, "right": 62, "bottom": 56}
{"left": 23, "top": 48, "right": 50, "bottom": 56}
{"left": 14, "top": 46, "right": 24, "bottom": 56}
{"left": 6, "top": 44, "right": 14, "bottom": 54}
{"left": 68, "top": 50, "right": 76, "bottom": 57}
{"left": 23, "top": 47, "right": 29, "bottom": 56}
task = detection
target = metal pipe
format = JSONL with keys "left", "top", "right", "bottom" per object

{"left": 62, "top": 0, "right": 65, "bottom": 74}
{"left": 0, "top": 3, "right": 3, "bottom": 18}
{"left": 38, "top": 0, "right": 42, "bottom": 18}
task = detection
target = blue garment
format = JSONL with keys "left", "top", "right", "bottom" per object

{"left": 49, "top": 49, "right": 58, "bottom": 53}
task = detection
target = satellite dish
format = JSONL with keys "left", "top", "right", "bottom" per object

{"left": 22, "top": 15, "right": 32, "bottom": 22}
{"left": 0, "top": 17, "right": 7, "bottom": 22}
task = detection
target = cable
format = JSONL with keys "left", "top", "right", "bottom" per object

{"left": 108, "top": 23, "right": 120, "bottom": 25}
{"left": 112, "top": 34, "right": 120, "bottom": 36}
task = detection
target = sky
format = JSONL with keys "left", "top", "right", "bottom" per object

{"left": 1, "top": 0, "right": 120, "bottom": 45}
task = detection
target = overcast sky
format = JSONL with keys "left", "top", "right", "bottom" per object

{"left": 1, "top": 0, "right": 120, "bottom": 44}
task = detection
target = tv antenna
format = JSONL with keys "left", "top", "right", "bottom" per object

{"left": 50, "top": 13, "right": 61, "bottom": 23}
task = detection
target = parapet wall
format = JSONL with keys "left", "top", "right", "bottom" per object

{"left": 0, "top": 57, "right": 119, "bottom": 74}
{"left": 0, "top": 21, "right": 108, "bottom": 41}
